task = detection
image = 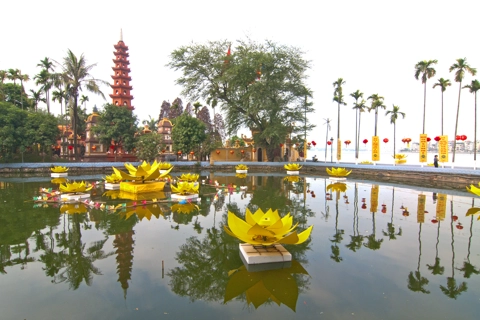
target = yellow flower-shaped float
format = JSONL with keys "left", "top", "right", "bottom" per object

{"left": 394, "top": 154, "right": 407, "bottom": 164}
{"left": 224, "top": 208, "right": 313, "bottom": 246}
{"left": 59, "top": 181, "right": 93, "bottom": 194}
{"left": 224, "top": 260, "right": 308, "bottom": 312}
{"left": 51, "top": 166, "right": 69, "bottom": 173}
{"left": 326, "top": 182, "right": 347, "bottom": 193}
{"left": 236, "top": 164, "right": 249, "bottom": 170}
{"left": 171, "top": 181, "right": 199, "bottom": 195}
{"left": 283, "top": 175, "right": 300, "bottom": 183}
{"left": 284, "top": 163, "right": 302, "bottom": 171}
{"left": 117, "top": 202, "right": 164, "bottom": 221}
{"left": 102, "top": 190, "right": 121, "bottom": 199}
{"left": 466, "top": 207, "right": 480, "bottom": 220}
{"left": 51, "top": 177, "right": 68, "bottom": 185}
{"left": 326, "top": 167, "right": 352, "bottom": 177}
{"left": 104, "top": 173, "right": 122, "bottom": 184}
{"left": 179, "top": 173, "right": 199, "bottom": 182}
{"left": 158, "top": 162, "right": 174, "bottom": 170}
{"left": 467, "top": 183, "right": 480, "bottom": 197}
{"left": 113, "top": 161, "right": 172, "bottom": 193}
{"left": 236, "top": 173, "right": 247, "bottom": 179}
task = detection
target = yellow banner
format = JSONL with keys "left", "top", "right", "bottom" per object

{"left": 417, "top": 194, "right": 426, "bottom": 223}
{"left": 370, "top": 185, "right": 379, "bottom": 213}
{"left": 439, "top": 135, "right": 448, "bottom": 163}
{"left": 419, "top": 134, "right": 427, "bottom": 163}
{"left": 436, "top": 193, "right": 447, "bottom": 221}
{"left": 372, "top": 136, "right": 380, "bottom": 161}
{"left": 337, "top": 140, "right": 341, "bottom": 161}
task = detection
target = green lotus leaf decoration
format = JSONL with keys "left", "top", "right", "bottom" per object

{"left": 171, "top": 181, "right": 199, "bottom": 195}
{"left": 59, "top": 181, "right": 92, "bottom": 194}
{"left": 224, "top": 208, "right": 313, "bottom": 246}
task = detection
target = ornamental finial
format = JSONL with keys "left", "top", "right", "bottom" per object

{"left": 120, "top": 28, "right": 123, "bottom": 41}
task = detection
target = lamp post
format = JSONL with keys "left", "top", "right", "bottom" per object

{"left": 330, "top": 137, "right": 334, "bottom": 162}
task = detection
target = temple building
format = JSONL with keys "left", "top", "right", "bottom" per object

{"left": 110, "top": 30, "right": 134, "bottom": 110}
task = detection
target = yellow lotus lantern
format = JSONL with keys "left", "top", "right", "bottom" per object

{"left": 224, "top": 260, "right": 308, "bottom": 311}
{"left": 171, "top": 181, "right": 199, "bottom": 195}
{"left": 224, "top": 208, "right": 313, "bottom": 246}
{"left": 179, "top": 173, "right": 199, "bottom": 182}
{"left": 394, "top": 154, "right": 407, "bottom": 164}
{"left": 467, "top": 183, "right": 480, "bottom": 197}
{"left": 158, "top": 162, "right": 174, "bottom": 170}
{"left": 235, "top": 164, "right": 248, "bottom": 170}
{"left": 51, "top": 177, "right": 68, "bottom": 185}
{"left": 51, "top": 166, "right": 69, "bottom": 173}
{"left": 59, "top": 181, "right": 93, "bottom": 194}
{"left": 326, "top": 182, "right": 347, "bottom": 193}
{"left": 326, "top": 167, "right": 352, "bottom": 177}
{"left": 466, "top": 207, "right": 480, "bottom": 220}
{"left": 104, "top": 173, "right": 122, "bottom": 184}
{"left": 102, "top": 190, "right": 121, "bottom": 199}
{"left": 113, "top": 161, "right": 172, "bottom": 194}
{"left": 117, "top": 203, "right": 164, "bottom": 221}
{"left": 283, "top": 175, "right": 300, "bottom": 183}
{"left": 284, "top": 163, "right": 302, "bottom": 171}
{"left": 236, "top": 173, "right": 247, "bottom": 179}
{"left": 171, "top": 202, "right": 199, "bottom": 214}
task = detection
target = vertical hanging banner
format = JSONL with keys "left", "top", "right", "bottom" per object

{"left": 370, "top": 185, "right": 379, "bottom": 213}
{"left": 372, "top": 136, "right": 380, "bottom": 161}
{"left": 337, "top": 140, "right": 342, "bottom": 161}
{"left": 419, "top": 134, "right": 427, "bottom": 163}
{"left": 417, "top": 194, "right": 426, "bottom": 223}
{"left": 436, "top": 193, "right": 447, "bottom": 221}
{"left": 439, "top": 135, "right": 448, "bottom": 163}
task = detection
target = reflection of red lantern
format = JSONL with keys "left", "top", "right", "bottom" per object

{"left": 361, "top": 203, "right": 367, "bottom": 209}
{"left": 431, "top": 219, "right": 438, "bottom": 224}
{"left": 427, "top": 137, "right": 431, "bottom": 142}
{"left": 344, "top": 140, "right": 351, "bottom": 146}
{"left": 452, "top": 215, "right": 458, "bottom": 221}
{"left": 327, "top": 141, "right": 332, "bottom": 145}
{"left": 405, "top": 138, "right": 411, "bottom": 143}
{"left": 456, "top": 224, "right": 464, "bottom": 230}
{"left": 307, "top": 142, "right": 311, "bottom": 147}
{"left": 216, "top": 150, "right": 220, "bottom": 154}
{"left": 91, "top": 145, "right": 96, "bottom": 151}
{"left": 461, "top": 135, "right": 467, "bottom": 141}
{"left": 311, "top": 141, "right": 316, "bottom": 146}
{"left": 230, "top": 150, "right": 234, "bottom": 154}
{"left": 68, "top": 145, "right": 73, "bottom": 150}
{"left": 383, "top": 138, "right": 389, "bottom": 143}
{"left": 434, "top": 136, "right": 441, "bottom": 142}
{"left": 402, "top": 138, "right": 406, "bottom": 143}
{"left": 363, "top": 139, "right": 368, "bottom": 145}
{"left": 381, "top": 207, "right": 387, "bottom": 214}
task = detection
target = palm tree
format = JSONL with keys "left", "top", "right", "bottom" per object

{"left": 52, "top": 88, "right": 66, "bottom": 120}
{"left": 350, "top": 90, "right": 365, "bottom": 160}
{"left": 463, "top": 80, "right": 480, "bottom": 161}
{"left": 382, "top": 187, "right": 402, "bottom": 240}
{"left": 7, "top": 68, "right": 20, "bottom": 86}
{"left": 385, "top": 105, "right": 406, "bottom": 159}
{"left": 333, "top": 78, "right": 346, "bottom": 158}
{"left": 449, "top": 58, "right": 477, "bottom": 163}
{"left": 29, "top": 89, "right": 45, "bottom": 111}
{"left": 414, "top": 60, "right": 438, "bottom": 134}
{"left": 36, "top": 57, "right": 56, "bottom": 113}
{"left": 0, "top": 70, "right": 7, "bottom": 100}
{"left": 367, "top": 94, "right": 386, "bottom": 136}
{"left": 433, "top": 78, "right": 451, "bottom": 135}
{"left": 59, "top": 49, "right": 107, "bottom": 160}
{"left": 80, "top": 94, "right": 89, "bottom": 111}
{"left": 142, "top": 115, "right": 158, "bottom": 131}
{"left": 407, "top": 223, "right": 430, "bottom": 294}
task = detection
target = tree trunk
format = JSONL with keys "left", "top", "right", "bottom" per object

{"left": 441, "top": 91, "right": 444, "bottom": 136}
{"left": 73, "top": 93, "right": 79, "bottom": 161}
{"left": 475, "top": 92, "right": 477, "bottom": 161}
{"left": 423, "top": 81, "right": 427, "bottom": 134}
{"left": 453, "top": 83, "right": 462, "bottom": 163}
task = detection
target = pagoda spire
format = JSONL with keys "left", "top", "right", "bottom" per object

{"left": 110, "top": 36, "right": 134, "bottom": 110}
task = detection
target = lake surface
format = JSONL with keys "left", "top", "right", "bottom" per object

{"left": 1, "top": 173, "right": 480, "bottom": 320}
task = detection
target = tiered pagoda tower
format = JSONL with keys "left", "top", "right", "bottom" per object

{"left": 110, "top": 30, "right": 134, "bottom": 110}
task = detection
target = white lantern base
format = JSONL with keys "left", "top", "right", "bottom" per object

{"left": 328, "top": 177, "right": 347, "bottom": 182}
{"left": 171, "top": 193, "right": 199, "bottom": 201}
{"left": 239, "top": 243, "right": 292, "bottom": 265}
{"left": 60, "top": 193, "right": 90, "bottom": 203}
{"left": 51, "top": 173, "right": 68, "bottom": 177}
{"left": 286, "top": 171, "right": 299, "bottom": 175}
{"left": 236, "top": 169, "right": 248, "bottom": 173}
{"left": 105, "top": 183, "right": 120, "bottom": 190}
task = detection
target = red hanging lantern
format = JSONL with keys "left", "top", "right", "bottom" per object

{"left": 327, "top": 141, "right": 332, "bottom": 146}
{"left": 307, "top": 142, "right": 311, "bottom": 147}
{"left": 461, "top": 135, "right": 467, "bottom": 141}
{"left": 68, "top": 145, "right": 73, "bottom": 150}
{"left": 434, "top": 136, "right": 441, "bottom": 142}
{"left": 91, "top": 145, "right": 97, "bottom": 151}
{"left": 230, "top": 150, "right": 234, "bottom": 154}
{"left": 161, "top": 149, "right": 166, "bottom": 153}
{"left": 241, "top": 150, "right": 245, "bottom": 153}
{"left": 383, "top": 138, "right": 389, "bottom": 143}
{"left": 190, "top": 151, "right": 194, "bottom": 155}
{"left": 280, "top": 143, "right": 284, "bottom": 147}
{"left": 426, "top": 137, "right": 431, "bottom": 142}
{"left": 311, "top": 141, "right": 316, "bottom": 146}
{"left": 177, "top": 151, "right": 182, "bottom": 155}
{"left": 363, "top": 139, "right": 368, "bottom": 145}
{"left": 216, "top": 150, "right": 220, "bottom": 154}
{"left": 110, "top": 145, "right": 115, "bottom": 150}
{"left": 456, "top": 135, "right": 461, "bottom": 140}
{"left": 252, "top": 148, "right": 257, "bottom": 153}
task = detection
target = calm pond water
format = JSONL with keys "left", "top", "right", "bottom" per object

{"left": 1, "top": 173, "right": 480, "bottom": 320}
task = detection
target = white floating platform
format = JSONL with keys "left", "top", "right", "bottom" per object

{"left": 240, "top": 253, "right": 292, "bottom": 272}
{"left": 105, "top": 183, "right": 120, "bottom": 190}
{"left": 236, "top": 169, "right": 248, "bottom": 173}
{"left": 60, "top": 193, "right": 90, "bottom": 202}
{"left": 240, "top": 186, "right": 248, "bottom": 191}
{"left": 286, "top": 170, "right": 299, "bottom": 175}
{"left": 171, "top": 193, "right": 199, "bottom": 201}
{"left": 239, "top": 243, "right": 292, "bottom": 265}
{"left": 159, "top": 169, "right": 171, "bottom": 174}
{"left": 51, "top": 173, "right": 68, "bottom": 177}
{"left": 328, "top": 177, "right": 347, "bottom": 182}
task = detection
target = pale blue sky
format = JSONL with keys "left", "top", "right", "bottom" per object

{"left": 2, "top": 0, "right": 479, "bottom": 149}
